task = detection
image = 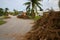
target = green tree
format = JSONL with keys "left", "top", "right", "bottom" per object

{"left": 13, "top": 9, "right": 19, "bottom": 15}
{"left": 0, "top": 8, "right": 4, "bottom": 16}
{"left": 4, "top": 8, "right": 9, "bottom": 16}
{"left": 58, "top": 0, "right": 60, "bottom": 10}
{"left": 24, "top": 0, "right": 43, "bottom": 18}
{"left": 24, "top": 2, "right": 31, "bottom": 16}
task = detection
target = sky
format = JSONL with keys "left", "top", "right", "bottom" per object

{"left": 42, "top": 0, "right": 59, "bottom": 11}
{"left": 0, "top": 0, "right": 59, "bottom": 11}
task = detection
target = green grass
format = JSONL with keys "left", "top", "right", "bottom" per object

{"left": 33, "top": 16, "right": 41, "bottom": 21}
{"left": 0, "top": 16, "right": 7, "bottom": 25}
{"left": 0, "top": 20, "right": 6, "bottom": 25}
{"left": 28, "top": 16, "right": 41, "bottom": 21}
{"left": 1, "top": 16, "right": 10, "bottom": 19}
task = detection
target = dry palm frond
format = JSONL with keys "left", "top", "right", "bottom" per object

{"left": 24, "top": 11, "right": 60, "bottom": 40}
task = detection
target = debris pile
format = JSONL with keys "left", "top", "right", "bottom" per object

{"left": 24, "top": 11, "right": 60, "bottom": 40}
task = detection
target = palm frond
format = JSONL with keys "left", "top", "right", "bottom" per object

{"left": 36, "top": 4, "right": 43, "bottom": 11}
{"left": 36, "top": 2, "right": 42, "bottom": 6}
{"left": 26, "top": 4, "right": 30, "bottom": 10}
{"left": 24, "top": 2, "right": 31, "bottom": 5}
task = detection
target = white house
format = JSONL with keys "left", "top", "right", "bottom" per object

{"left": 37, "top": 11, "right": 44, "bottom": 16}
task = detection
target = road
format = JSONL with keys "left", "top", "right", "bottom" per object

{"left": 0, "top": 15, "right": 34, "bottom": 40}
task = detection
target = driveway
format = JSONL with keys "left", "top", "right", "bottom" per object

{"left": 0, "top": 15, "right": 34, "bottom": 40}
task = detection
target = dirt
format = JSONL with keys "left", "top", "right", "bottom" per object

{"left": 0, "top": 15, "right": 34, "bottom": 40}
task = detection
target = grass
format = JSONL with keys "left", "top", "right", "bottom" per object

{"left": 33, "top": 16, "right": 41, "bottom": 21}
{"left": 28, "top": 16, "right": 41, "bottom": 22}
{"left": 0, "top": 18, "right": 6, "bottom": 25}
{"left": 3, "top": 16, "right": 11, "bottom": 19}
{"left": 0, "top": 19, "right": 6, "bottom": 25}
{"left": 0, "top": 16, "right": 10, "bottom": 19}
{"left": 0, "top": 16, "right": 10, "bottom": 25}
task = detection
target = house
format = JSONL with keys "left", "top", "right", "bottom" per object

{"left": 18, "top": 11, "right": 23, "bottom": 15}
{"left": 38, "top": 11, "right": 44, "bottom": 16}
{"left": 18, "top": 11, "right": 27, "bottom": 16}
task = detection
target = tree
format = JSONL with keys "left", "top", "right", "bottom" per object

{"left": 4, "top": 8, "right": 9, "bottom": 16}
{"left": 0, "top": 8, "right": 4, "bottom": 16}
{"left": 13, "top": 9, "right": 19, "bottom": 15}
{"left": 24, "top": 2, "right": 31, "bottom": 16}
{"left": 24, "top": 0, "right": 43, "bottom": 18}
{"left": 58, "top": 0, "right": 60, "bottom": 10}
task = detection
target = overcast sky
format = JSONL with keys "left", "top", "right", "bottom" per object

{"left": 0, "top": 0, "right": 59, "bottom": 11}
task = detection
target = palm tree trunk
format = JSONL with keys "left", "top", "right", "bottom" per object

{"left": 31, "top": 3, "right": 35, "bottom": 18}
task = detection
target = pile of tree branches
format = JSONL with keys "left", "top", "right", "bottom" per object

{"left": 24, "top": 11, "right": 60, "bottom": 40}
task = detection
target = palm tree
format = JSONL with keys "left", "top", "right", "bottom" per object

{"left": 5, "top": 8, "right": 9, "bottom": 16}
{"left": 13, "top": 9, "right": 19, "bottom": 15}
{"left": 24, "top": 0, "right": 43, "bottom": 18}
{"left": 24, "top": 2, "right": 31, "bottom": 16}
{"left": 0, "top": 8, "right": 4, "bottom": 16}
